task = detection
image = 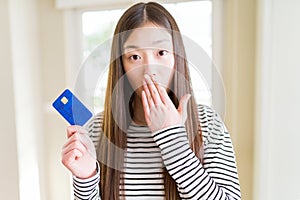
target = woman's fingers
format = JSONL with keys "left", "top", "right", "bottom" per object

{"left": 62, "top": 149, "right": 83, "bottom": 167}
{"left": 144, "top": 74, "right": 162, "bottom": 106}
{"left": 66, "top": 125, "right": 87, "bottom": 138}
{"left": 62, "top": 133, "right": 87, "bottom": 157}
{"left": 157, "top": 84, "right": 173, "bottom": 106}
{"left": 62, "top": 126, "right": 97, "bottom": 179}
{"left": 143, "top": 79, "right": 155, "bottom": 108}
{"left": 141, "top": 90, "right": 151, "bottom": 125}
{"left": 145, "top": 74, "right": 174, "bottom": 107}
{"left": 142, "top": 73, "right": 191, "bottom": 132}
{"left": 66, "top": 126, "right": 77, "bottom": 138}
{"left": 63, "top": 132, "right": 81, "bottom": 149}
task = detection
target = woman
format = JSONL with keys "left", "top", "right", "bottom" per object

{"left": 62, "top": 2, "right": 241, "bottom": 200}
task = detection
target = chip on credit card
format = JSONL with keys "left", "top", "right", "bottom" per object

{"left": 52, "top": 89, "right": 93, "bottom": 126}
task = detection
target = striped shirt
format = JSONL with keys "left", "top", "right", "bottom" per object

{"left": 73, "top": 105, "right": 241, "bottom": 199}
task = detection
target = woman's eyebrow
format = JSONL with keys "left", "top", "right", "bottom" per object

{"left": 124, "top": 39, "right": 172, "bottom": 51}
{"left": 123, "top": 45, "right": 139, "bottom": 50}
{"left": 152, "top": 39, "right": 171, "bottom": 45}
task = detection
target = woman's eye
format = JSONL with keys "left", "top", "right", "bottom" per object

{"left": 158, "top": 50, "right": 168, "bottom": 56}
{"left": 129, "top": 55, "right": 141, "bottom": 60}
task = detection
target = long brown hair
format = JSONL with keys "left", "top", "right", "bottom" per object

{"left": 99, "top": 2, "right": 203, "bottom": 199}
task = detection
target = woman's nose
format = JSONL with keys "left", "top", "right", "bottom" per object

{"left": 144, "top": 65, "right": 157, "bottom": 76}
{"left": 143, "top": 53, "right": 157, "bottom": 76}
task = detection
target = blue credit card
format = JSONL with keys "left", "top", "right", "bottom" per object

{"left": 52, "top": 89, "right": 93, "bottom": 126}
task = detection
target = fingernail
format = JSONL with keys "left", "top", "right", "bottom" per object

{"left": 144, "top": 74, "right": 151, "bottom": 80}
{"left": 151, "top": 75, "right": 157, "bottom": 82}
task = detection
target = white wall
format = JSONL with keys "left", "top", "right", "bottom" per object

{"left": 9, "top": 0, "right": 45, "bottom": 199}
{"left": 0, "top": 0, "right": 71, "bottom": 199}
{"left": 254, "top": 0, "right": 300, "bottom": 199}
{"left": 0, "top": 0, "right": 20, "bottom": 199}
{"left": 218, "top": 1, "right": 256, "bottom": 199}
{"left": 39, "top": 0, "right": 72, "bottom": 199}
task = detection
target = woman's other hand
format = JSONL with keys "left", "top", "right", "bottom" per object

{"left": 142, "top": 74, "right": 191, "bottom": 132}
{"left": 61, "top": 125, "right": 97, "bottom": 179}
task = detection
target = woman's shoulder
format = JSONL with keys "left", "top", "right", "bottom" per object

{"left": 196, "top": 104, "right": 227, "bottom": 147}
{"left": 196, "top": 104, "right": 224, "bottom": 129}
{"left": 83, "top": 111, "right": 104, "bottom": 148}
{"left": 84, "top": 111, "right": 104, "bottom": 133}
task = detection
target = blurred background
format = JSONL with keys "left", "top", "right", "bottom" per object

{"left": 1, "top": 0, "right": 300, "bottom": 199}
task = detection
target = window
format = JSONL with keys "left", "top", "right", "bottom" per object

{"left": 79, "top": 1, "right": 212, "bottom": 113}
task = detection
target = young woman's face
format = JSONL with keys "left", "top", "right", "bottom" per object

{"left": 122, "top": 23, "right": 175, "bottom": 97}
